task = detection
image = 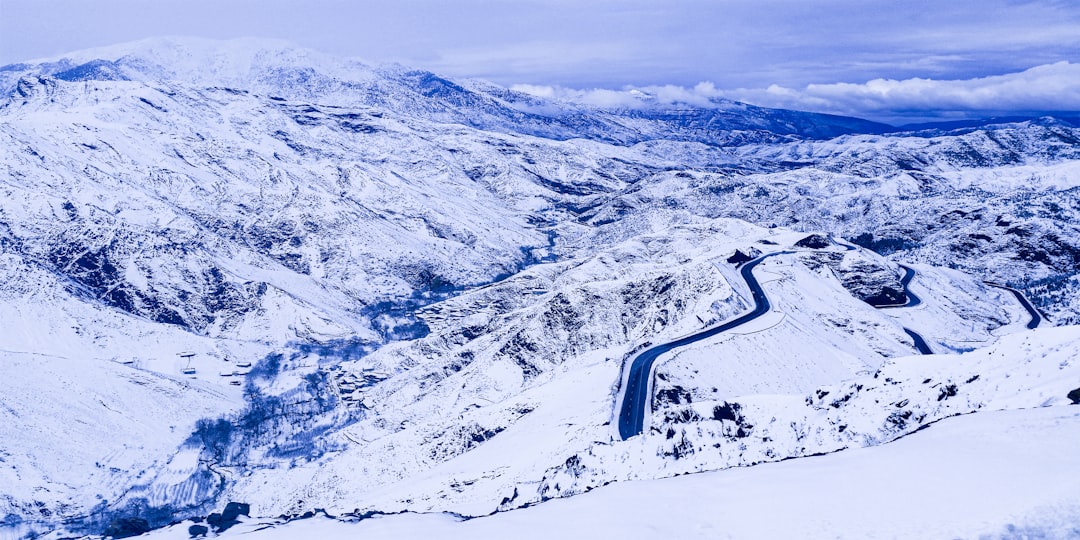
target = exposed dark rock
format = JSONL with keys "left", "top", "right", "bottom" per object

{"left": 794, "top": 234, "right": 831, "bottom": 249}
{"left": 221, "top": 502, "right": 250, "bottom": 523}
{"left": 819, "top": 256, "right": 907, "bottom": 306}
{"left": 1068, "top": 387, "right": 1080, "bottom": 404}
{"left": 103, "top": 517, "right": 151, "bottom": 538}
{"left": 655, "top": 385, "right": 693, "bottom": 407}
{"left": 712, "top": 402, "right": 743, "bottom": 423}
{"left": 206, "top": 501, "right": 250, "bottom": 533}
{"left": 849, "top": 233, "right": 917, "bottom": 256}
{"left": 206, "top": 512, "right": 222, "bottom": 529}
{"left": 727, "top": 247, "right": 762, "bottom": 265}
{"left": 662, "top": 407, "right": 702, "bottom": 425}
{"left": 938, "top": 384, "right": 959, "bottom": 401}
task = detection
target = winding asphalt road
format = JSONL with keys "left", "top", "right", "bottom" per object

{"left": 984, "top": 282, "right": 1042, "bottom": 329}
{"left": 875, "top": 265, "right": 922, "bottom": 308}
{"left": 617, "top": 250, "right": 792, "bottom": 440}
{"left": 615, "top": 240, "right": 1042, "bottom": 440}
{"left": 901, "top": 328, "right": 934, "bottom": 355}
{"left": 836, "top": 242, "right": 930, "bottom": 352}
{"left": 616, "top": 244, "right": 939, "bottom": 439}
{"left": 873, "top": 264, "right": 933, "bottom": 354}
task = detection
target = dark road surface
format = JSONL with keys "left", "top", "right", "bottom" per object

{"left": 617, "top": 251, "right": 792, "bottom": 440}
{"left": 891, "top": 265, "right": 932, "bottom": 354}
{"left": 615, "top": 240, "right": 1042, "bottom": 440}
{"left": 903, "top": 328, "right": 934, "bottom": 355}
{"left": 876, "top": 265, "right": 922, "bottom": 308}
{"left": 985, "top": 282, "right": 1042, "bottom": 329}
{"left": 615, "top": 244, "right": 953, "bottom": 440}
{"left": 867, "top": 263, "right": 931, "bottom": 354}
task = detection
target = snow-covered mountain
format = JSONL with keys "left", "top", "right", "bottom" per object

{"left": 0, "top": 36, "right": 891, "bottom": 146}
{"left": 2, "top": 38, "right": 1078, "bottom": 538}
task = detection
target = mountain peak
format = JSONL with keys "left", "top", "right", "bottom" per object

{"left": 21, "top": 36, "right": 307, "bottom": 66}
{"left": 2, "top": 36, "right": 380, "bottom": 92}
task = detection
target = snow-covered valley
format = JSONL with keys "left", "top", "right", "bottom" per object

{"left": 1, "top": 38, "right": 1078, "bottom": 539}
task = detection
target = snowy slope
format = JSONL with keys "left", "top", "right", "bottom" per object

{"left": 0, "top": 251, "right": 277, "bottom": 377}
{"left": 577, "top": 125, "right": 1080, "bottom": 322}
{"left": 139, "top": 405, "right": 1080, "bottom": 540}
{"left": 651, "top": 254, "right": 1025, "bottom": 406}
{"left": 139, "top": 221, "right": 1050, "bottom": 522}
{"left": 1, "top": 38, "right": 1079, "bottom": 537}
{"left": 0, "top": 350, "right": 240, "bottom": 535}
{"left": 0, "top": 75, "right": 556, "bottom": 344}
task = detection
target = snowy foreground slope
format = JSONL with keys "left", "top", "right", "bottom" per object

{"left": 147, "top": 221, "right": 1039, "bottom": 517}
{"left": 140, "top": 406, "right": 1080, "bottom": 540}
{"left": 0, "top": 351, "right": 240, "bottom": 535}
{"left": 1, "top": 39, "right": 1079, "bottom": 538}
{"left": 113, "top": 325, "right": 1080, "bottom": 540}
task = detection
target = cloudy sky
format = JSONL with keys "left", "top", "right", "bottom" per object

{"left": 2, "top": 0, "right": 1078, "bottom": 123}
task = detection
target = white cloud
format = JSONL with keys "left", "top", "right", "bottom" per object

{"left": 512, "top": 63, "right": 1080, "bottom": 123}
{"left": 718, "top": 62, "right": 1080, "bottom": 122}
{"left": 511, "top": 84, "right": 648, "bottom": 108}
{"left": 509, "top": 81, "right": 728, "bottom": 109}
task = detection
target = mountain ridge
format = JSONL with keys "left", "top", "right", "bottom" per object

{"left": 1, "top": 37, "right": 897, "bottom": 145}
